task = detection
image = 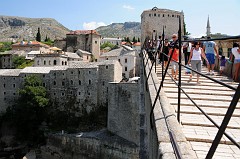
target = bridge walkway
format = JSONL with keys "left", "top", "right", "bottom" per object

{"left": 156, "top": 64, "right": 240, "bottom": 159}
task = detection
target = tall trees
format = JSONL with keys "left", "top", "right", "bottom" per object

{"left": 4, "top": 75, "right": 49, "bottom": 143}
{"left": 36, "top": 27, "right": 41, "bottom": 42}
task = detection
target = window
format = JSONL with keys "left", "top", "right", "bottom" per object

{"left": 106, "top": 66, "right": 108, "bottom": 69}
{"left": 4, "top": 92, "right": 6, "bottom": 95}
{"left": 172, "top": 15, "right": 174, "bottom": 17}
{"left": 149, "top": 14, "right": 151, "bottom": 17}
{"left": 78, "top": 92, "right": 81, "bottom": 95}
{"left": 53, "top": 81, "right": 56, "bottom": 85}
{"left": 62, "top": 81, "right": 65, "bottom": 86}
{"left": 62, "top": 61, "right": 64, "bottom": 65}
{"left": 37, "top": 60, "right": 40, "bottom": 65}
{"left": 49, "top": 60, "right": 51, "bottom": 65}
{"left": 163, "top": 14, "right": 165, "bottom": 17}
{"left": 154, "top": 13, "right": 156, "bottom": 16}
{"left": 54, "top": 73, "right": 56, "bottom": 77}
{"left": 103, "top": 81, "right": 105, "bottom": 86}
{"left": 125, "top": 67, "right": 128, "bottom": 71}
{"left": 71, "top": 71, "right": 73, "bottom": 74}
{"left": 88, "top": 92, "right": 91, "bottom": 95}
{"left": 118, "top": 59, "right": 120, "bottom": 62}
{"left": 87, "top": 56, "right": 89, "bottom": 60}
{"left": 44, "top": 60, "right": 46, "bottom": 65}
{"left": 54, "top": 60, "right": 57, "bottom": 65}
{"left": 3, "top": 84, "right": 5, "bottom": 88}
{"left": 106, "top": 58, "right": 108, "bottom": 60}
{"left": 89, "top": 71, "right": 91, "bottom": 74}
{"left": 95, "top": 41, "right": 97, "bottom": 44}
{"left": 71, "top": 80, "right": 73, "bottom": 85}
{"left": 125, "top": 58, "right": 127, "bottom": 63}
{"left": 13, "top": 84, "right": 16, "bottom": 88}
{"left": 65, "top": 61, "right": 67, "bottom": 65}
{"left": 89, "top": 80, "right": 91, "bottom": 85}
{"left": 61, "top": 92, "right": 65, "bottom": 96}
{"left": 43, "top": 74, "right": 45, "bottom": 78}
{"left": 78, "top": 70, "right": 80, "bottom": 74}
{"left": 13, "top": 93, "right": 16, "bottom": 95}
{"left": 79, "top": 80, "right": 81, "bottom": 85}
{"left": 54, "top": 93, "right": 56, "bottom": 96}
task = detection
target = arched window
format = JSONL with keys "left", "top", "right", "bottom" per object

{"left": 65, "top": 61, "right": 67, "bottom": 65}
{"left": 44, "top": 60, "right": 46, "bottom": 65}
{"left": 62, "top": 61, "right": 64, "bottom": 65}
{"left": 79, "top": 80, "right": 81, "bottom": 85}
{"left": 54, "top": 60, "right": 57, "bottom": 65}
{"left": 71, "top": 80, "right": 73, "bottom": 85}
{"left": 53, "top": 81, "right": 56, "bottom": 85}
{"left": 89, "top": 80, "right": 91, "bottom": 85}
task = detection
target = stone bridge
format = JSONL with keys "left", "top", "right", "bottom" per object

{"left": 141, "top": 49, "right": 240, "bottom": 159}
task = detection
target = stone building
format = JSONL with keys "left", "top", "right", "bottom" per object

{"left": 66, "top": 30, "right": 101, "bottom": 60}
{"left": 101, "top": 37, "right": 122, "bottom": 46}
{"left": 0, "top": 61, "right": 122, "bottom": 115}
{"left": 99, "top": 45, "right": 139, "bottom": 78}
{"left": 141, "top": 7, "right": 184, "bottom": 45}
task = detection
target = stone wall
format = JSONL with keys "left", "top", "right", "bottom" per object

{"left": 41, "top": 130, "right": 139, "bottom": 159}
{"left": 107, "top": 82, "right": 140, "bottom": 146}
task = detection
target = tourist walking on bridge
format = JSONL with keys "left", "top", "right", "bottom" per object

{"left": 188, "top": 42, "right": 209, "bottom": 84}
{"left": 203, "top": 36, "right": 219, "bottom": 75}
{"left": 168, "top": 34, "right": 179, "bottom": 80}
{"left": 231, "top": 42, "right": 240, "bottom": 82}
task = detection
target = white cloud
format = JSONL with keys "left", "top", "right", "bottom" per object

{"left": 123, "top": 5, "right": 135, "bottom": 10}
{"left": 83, "top": 22, "right": 107, "bottom": 30}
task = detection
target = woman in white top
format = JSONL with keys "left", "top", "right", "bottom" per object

{"left": 231, "top": 43, "right": 240, "bottom": 82}
{"left": 188, "top": 42, "right": 208, "bottom": 84}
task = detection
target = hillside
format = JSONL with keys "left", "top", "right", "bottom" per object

{"left": 0, "top": 15, "right": 70, "bottom": 42}
{"left": 96, "top": 22, "right": 141, "bottom": 39}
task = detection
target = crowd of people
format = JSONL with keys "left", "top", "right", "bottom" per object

{"left": 146, "top": 34, "right": 240, "bottom": 83}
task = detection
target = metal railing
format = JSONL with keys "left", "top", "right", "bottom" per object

{"left": 143, "top": 17, "right": 240, "bottom": 159}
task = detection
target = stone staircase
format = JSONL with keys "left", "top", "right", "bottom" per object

{"left": 156, "top": 64, "right": 240, "bottom": 159}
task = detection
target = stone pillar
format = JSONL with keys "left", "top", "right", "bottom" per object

{"left": 107, "top": 82, "right": 140, "bottom": 146}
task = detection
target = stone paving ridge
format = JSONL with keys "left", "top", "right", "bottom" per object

{"left": 156, "top": 64, "right": 240, "bottom": 159}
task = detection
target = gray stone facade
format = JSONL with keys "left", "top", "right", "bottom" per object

{"left": 0, "top": 60, "right": 122, "bottom": 114}
{"left": 108, "top": 82, "right": 140, "bottom": 146}
{"left": 66, "top": 30, "right": 101, "bottom": 60}
{"left": 141, "top": 7, "right": 184, "bottom": 44}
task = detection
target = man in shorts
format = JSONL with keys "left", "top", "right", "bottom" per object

{"left": 168, "top": 34, "right": 179, "bottom": 80}
{"left": 203, "top": 36, "right": 219, "bottom": 75}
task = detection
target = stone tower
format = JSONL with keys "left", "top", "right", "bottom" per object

{"left": 206, "top": 15, "right": 211, "bottom": 37}
{"left": 141, "top": 7, "right": 184, "bottom": 45}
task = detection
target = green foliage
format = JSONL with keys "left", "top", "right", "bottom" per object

{"left": 3, "top": 75, "right": 49, "bottom": 144}
{"left": 132, "top": 37, "right": 137, "bottom": 43}
{"left": 12, "top": 55, "right": 33, "bottom": 68}
{"left": 0, "top": 42, "right": 12, "bottom": 52}
{"left": 100, "top": 42, "right": 117, "bottom": 50}
{"left": 183, "top": 21, "right": 190, "bottom": 35}
{"left": 36, "top": 27, "right": 41, "bottom": 42}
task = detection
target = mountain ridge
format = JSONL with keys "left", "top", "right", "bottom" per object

{"left": 0, "top": 15, "right": 70, "bottom": 42}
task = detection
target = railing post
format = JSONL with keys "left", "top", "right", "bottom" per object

{"left": 177, "top": 17, "right": 182, "bottom": 123}
{"left": 206, "top": 83, "right": 240, "bottom": 158}
{"left": 162, "top": 26, "right": 165, "bottom": 86}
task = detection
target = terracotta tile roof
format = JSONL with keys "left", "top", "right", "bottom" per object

{"left": 12, "top": 41, "right": 50, "bottom": 48}
{"left": 67, "top": 30, "right": 99, "bottom": 35}
{"left": 133, "top": 42, "right": 141, "bottom": 46}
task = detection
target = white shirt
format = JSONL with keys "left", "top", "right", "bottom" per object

{"left": 232, "top": 47, "right": 240, "bottom": 59}
{"left": 191, "top": 48, "right": 202, "bottom": 60}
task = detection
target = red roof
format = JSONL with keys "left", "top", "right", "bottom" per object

{"left": 12, "top": 41, "right": 50, "bottom": 47}
{"left": 133, "top": 42, "right": 141, "bottom": 46}
{"left": 67, "top": 30, "right": 99, "bottom": 35}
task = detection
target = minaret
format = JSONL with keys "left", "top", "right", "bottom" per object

{"left": 206, "top": 15, "right": 211, "bottom": 36}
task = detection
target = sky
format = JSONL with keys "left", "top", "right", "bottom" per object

{"left": 1, "top": 0, "right": 239, "bottom": 38}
